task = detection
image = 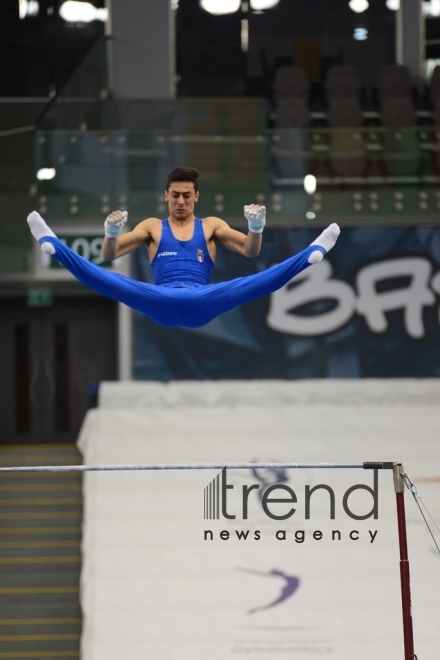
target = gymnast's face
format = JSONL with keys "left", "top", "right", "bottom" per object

{"left": 165, "top": 181, "right": 199, "bottom": 221}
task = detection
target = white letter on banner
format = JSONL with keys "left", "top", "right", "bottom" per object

{"left": 430, "top": 271, "right": 440, "bottom": 327}
{"left": 266, "top": 261, "right": 356, "bottom": 335}
{"left": 356, "top": 258, "right": 435, "bottom": 338}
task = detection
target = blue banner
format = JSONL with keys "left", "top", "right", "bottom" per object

{"left": 132, "top": 225, "right": 440, "bottom": 379}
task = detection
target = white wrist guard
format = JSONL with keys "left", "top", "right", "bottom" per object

{"left": 104, "top": 212, "right": 127, "bottom": 238}
{"left": 244, "top": 205, "right": 266, "bottom": 234}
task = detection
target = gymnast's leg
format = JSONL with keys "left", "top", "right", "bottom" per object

{"left": 205, "top": 223, "right": 341, "bottom": 312}
{"left": 27, "top": 211, "right": 57, "bottom": 254}
{"left": 26, "top": 211, "right": 186, "bottom": 327}
{"left": 307, "top": 223, "right": 340, "bottom": 264}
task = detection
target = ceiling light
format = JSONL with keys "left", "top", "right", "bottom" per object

{"left": 200, "top": 0, "right": 241, "bottom": 14}
{"left": 19, "top": 0, "right": 39, "bottom": 18}
{"left": 349, "top": 0, "right": 369, "bottom": 12}
{"left": 241, "top": 19, "right": 249, "bottom": 52}
{"left": 37, "top": 168, "right": 56, "bottom": 181}
{"left": 386, "top": 0, "right": 399, "bottom": 9}
{"left": 354, "top": 27, "right": 368, "bottom": 40}
{"left": 250, "top": 0, "right": 280, "bottom": 9}
{"left": 59, "top": 1, "right": 108, "bottom": 23}
{"left": 424, "top": 0, "right": 440, "bottom": 17}
{"left": 304, "top": 175, "right": 317, "bottom": 195}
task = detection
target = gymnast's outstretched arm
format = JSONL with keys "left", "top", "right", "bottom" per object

{"left": 102, "top": 204, "right": 267, "bottom": 262}
{"left": 210, "top": 204, "right": 266, "bottom": 258}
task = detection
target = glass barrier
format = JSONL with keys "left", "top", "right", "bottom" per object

{"left": 40, "top": 36, "right": 110, "bottom": 131}
{"left": 0, "top": 126, "right": 36, "bottom": 274}
{"left": 32, "top": 125, "right": 440, "bottom": 226}
{"left": 32, "top": 129, "right": 271, "bottom": 223}
{"left": 2, "top": 123, "right": 440, "bottom": 276}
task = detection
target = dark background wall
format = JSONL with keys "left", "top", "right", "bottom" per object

{"left": 0, "top": 0, "right": 398, "bottom": 99}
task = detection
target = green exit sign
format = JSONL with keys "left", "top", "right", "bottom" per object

{"left": 50, "top": 235, "right": 112, "bottom": 269}
{"left": 27, "top": 288, "right": 53, "bottom": 308}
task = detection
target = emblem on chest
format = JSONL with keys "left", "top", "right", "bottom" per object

{"left": 196, "top": 249, "right": 204, "bottom": 263}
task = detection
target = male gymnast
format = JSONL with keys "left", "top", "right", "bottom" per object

{"left": 27, "top": 167, "right": 340, "bottom": 328}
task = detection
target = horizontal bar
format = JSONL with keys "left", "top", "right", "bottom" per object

{"left": 363, "top": 461, "right": 395, "bottom": 470}
{"left": 0, "top": 462, "right": 381, "bottom": 474}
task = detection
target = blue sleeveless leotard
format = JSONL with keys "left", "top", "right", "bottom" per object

{"left": 39, "top": 223, "right": 326, "bottom": 329}
{"left": 151, "top": 218, "right": 214, "bottom": 287}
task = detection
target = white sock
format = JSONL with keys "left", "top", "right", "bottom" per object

{"left": 27, "top": 211, "right": 56, "bottom": 255}
{"left": 308, "top": 223, "right": 340, "bottom": 264}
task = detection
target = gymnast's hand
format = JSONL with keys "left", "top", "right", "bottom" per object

{"left": 104, "top": 210, "right": 128, "bottom": 238}
{"left": 244, "top": 204, "right": 266, "bottom": 234}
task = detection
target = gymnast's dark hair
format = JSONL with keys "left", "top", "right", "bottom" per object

{"left": 166, "top": 167, "right": 201, "bottom": 192}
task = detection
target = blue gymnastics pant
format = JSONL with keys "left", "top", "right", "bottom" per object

{"left": 39, "top": 237, "right": 325, "bottom": 328}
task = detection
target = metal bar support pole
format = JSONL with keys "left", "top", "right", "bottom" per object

{"left": 393, "top": 462, "right": 417, "bottom": 660}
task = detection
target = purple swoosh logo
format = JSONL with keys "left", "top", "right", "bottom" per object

{"left": 236, "top": 567, "right": 300, "bottom": 614}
